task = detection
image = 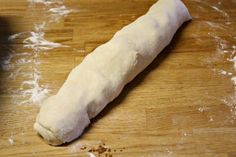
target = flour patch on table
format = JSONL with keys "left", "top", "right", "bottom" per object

{"left": 23, "top": 23, "right": 64, "bottom": 51}
{"left": 197, "top": 0, "right": 236, "bottom": 123}
{"left": 1, "top": 0, "right": 74, "bottom": 105}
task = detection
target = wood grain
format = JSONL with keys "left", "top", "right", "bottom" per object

{"left": 0, "top": 0, "right": 236, "bottom": 157}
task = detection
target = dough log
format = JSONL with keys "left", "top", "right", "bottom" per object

{"left": 34, "top": 0, "right": 191, "bottom": 145}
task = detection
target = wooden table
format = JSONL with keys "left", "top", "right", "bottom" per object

{"left": 0, "top": 0, "right": 236, "bottom": 156}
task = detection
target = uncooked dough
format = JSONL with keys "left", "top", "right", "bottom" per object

{"left": 34, "top": 0, "right": 191, "bottom": 145}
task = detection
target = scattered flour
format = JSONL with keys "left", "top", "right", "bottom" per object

{"left": 2, "top": 0, "right": 73, "bottom": 105}
{"left": 23, "top": 22, "right": 64, "bottom": 51}
{"left": 209, "top": 115, "right": 214, "bottom": 122}
{"left": 8, "top": 67, "right": 23, "bottom": 80}
{"left": 20, "top": 69, "right": 50, "bottom": 105}
{"left": 194, "top": 0, "right": 231, "bottom": 24}
{"left": 165, "top": 148, "right": 174, "bottom": 157}
{"left": 68, "top": 142, "right": 85, "bottom": 154}
{"left": 0, "top": 54, "right": 14, "bottom": 71}
{"left": 198, "top": 106, "right": 210, "bottom": 112}
{"left": 87, "top": 152, "right": 97, "bottom": 157}
{"left": 219, "top": 69, "right": 233, "bottom": 76}
{"left": 8, "top": 136, "right": 14, "bottom": 145}
{"left": 221, "top": 96, "right": 236, "bottom": 122}
{"left": 205, "top": 21, "right": 222, "bottom": 29}
{"left": 48, "top": 5, "right": 75, "bottom": 15}
{"left": 231, "top": 77, "right": 236, "bottom": 85}
{"left": 8, "top": 32, "right": 28, "bottom": 41}
{"left": 219, "top": 70, "right": 227, "bottom": 75}
{"left": 23, "top": 30, "right": 63, "bottom": 51}
{"left": 201, "top": 3, "right": 236, "bottom": 123}
{"left": 28, "top": 0, "right": 62, "bottom": 5}
{"left": 228, "top": 56, "right": 236, "bottom": 70}
{"left": 211, "top": 37, "right": 235, "bottom": 106}
{"left": 48, "top": 6, "right": 75, "bottom": 22}
{"left": 210, "top": 6, "right": 230, "bottom": 24}
{"left": 28, "top": 0, "right": 75, "bottom": 23}
{"left": 7, "top": 22, "right": 56, "bottom": 105}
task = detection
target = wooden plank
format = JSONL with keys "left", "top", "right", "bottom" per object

{"left": 0, "top": 0, "right": 236, "bottom": 157}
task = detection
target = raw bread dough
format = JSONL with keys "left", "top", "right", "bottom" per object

{"left": 34, "top": 0, "right": 191, "bottom": 145}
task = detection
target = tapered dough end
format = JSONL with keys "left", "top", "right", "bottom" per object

{"left": 33, "top": 94, "right": 91, "bottom": 146}
{"left": 34, "top": 122, "right": 63, "bottom": 146}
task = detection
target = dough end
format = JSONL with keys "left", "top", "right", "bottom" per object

{"left": 34, "top": 122, "right": 63, "bottom": 146}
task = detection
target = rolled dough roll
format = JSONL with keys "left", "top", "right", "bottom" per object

{"left": 34, "top": 0, "right": 191, "bottom": 145}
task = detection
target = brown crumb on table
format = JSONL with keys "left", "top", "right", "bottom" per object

{"left": 80, "top": 146, "right": 86, "bottom": 150}
{"left": 97, "top": 145, "right": 107, "bottom": 154}
{"left": 105, "top": 154, "right": 111, "bottom": 157}
{"left": 88, "top": 145, "right": 108, "bottom": 155}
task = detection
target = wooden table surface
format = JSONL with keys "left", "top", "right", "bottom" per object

{"left": 0, "top": 0, "right": 236, "bottom": 157}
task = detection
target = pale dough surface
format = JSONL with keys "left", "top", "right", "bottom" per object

{"left": 34, "top": 0, "right": 191, "bottom": 145}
